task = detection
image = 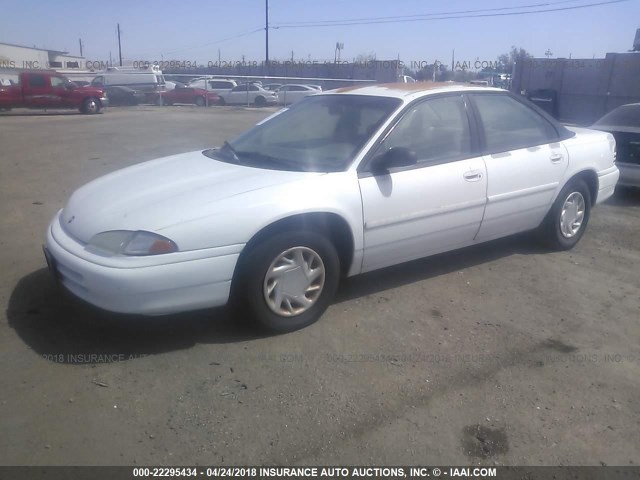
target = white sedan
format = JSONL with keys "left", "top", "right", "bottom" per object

{"left": 276, "top": 84, "right": 321, "bottom": 105}
{"left": 220, "top": 84, "right": 278, "bottom": 106}
{"left": 44, "top": 83, "right": 619, "bottom": 332}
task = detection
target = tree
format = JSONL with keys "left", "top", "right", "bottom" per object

{"left": 415, "top": 61, "right": 448, "bottom": 81}
{"left": 497, "top": 46, "right": 532, "bottom": 73}
{"left": 354, "top": 52, "right": 376, "bottom": 64}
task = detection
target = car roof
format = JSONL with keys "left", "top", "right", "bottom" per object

{"left": 329, "top": 82, "right": 504, "bottom": 100}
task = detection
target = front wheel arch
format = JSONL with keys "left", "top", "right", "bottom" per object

{"left": 231, "top": 213, "right": 355, "bottom": 293}
{"left": 80, "top": 97, "right": 101, "bottom": 114}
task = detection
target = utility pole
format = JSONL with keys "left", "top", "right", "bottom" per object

{"left": 265, "top": 0, "right": 269, "bottom": 70}
{"left": 117, "top": 23, "right": 123, "bottom": 66}
{"left": 79, "top": 38, "right": 83, "bottom": 57}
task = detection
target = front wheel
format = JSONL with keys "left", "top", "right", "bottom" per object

{"left": 538, "top": 179, "right": 591, "bottom": 250}
{"left": 235, "top": 231, "right": 340, "bottom": 332}
{"left": 254, "top": 96, "right": 266, "bottom": 107}
{"left": 81, "top": 97, "right": 101, "bottom": 114}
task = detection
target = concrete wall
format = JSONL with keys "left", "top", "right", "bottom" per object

{"left": 512, "top": 53, "right": 640, "bottom": 124}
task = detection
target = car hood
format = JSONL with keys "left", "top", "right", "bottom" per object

{"left": 77, "top": 85, "right": 106, "bottom": 96}
{"left": 61, "top": 150, "right": 323, "bottom": 242}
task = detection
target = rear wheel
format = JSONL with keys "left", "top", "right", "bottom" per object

{"left": 538, "top": 179, "right": 591, "bottom": 250}
{"left": 81, "top": 97, "right": 100, "bottom": 114}
{"left": 234, "top": 231, "right": 340, "bottom": 332}
{"left": 195, "top": 96, "right": 206, "bottom": 107}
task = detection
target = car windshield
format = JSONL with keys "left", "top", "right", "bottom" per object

{"left": 204, "top": 94, "right": 401, "bottom": 172}
{"left": 593, "top": 105, "right": 640, "bottom": 128}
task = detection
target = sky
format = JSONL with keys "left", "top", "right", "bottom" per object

{"left": 1, "top": 0, "right": 638, "bottom": 67}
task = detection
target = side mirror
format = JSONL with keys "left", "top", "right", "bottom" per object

{"left": 370, "top": 147, "right": 417, "bottom": 173}
{"left": 65, "top": 82, "right": 77, "bottom": 90}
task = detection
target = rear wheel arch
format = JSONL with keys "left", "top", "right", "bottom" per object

{"left": 562, "top": 170, "right": 598, "bottom": 206}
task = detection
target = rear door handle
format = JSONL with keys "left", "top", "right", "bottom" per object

{"left": 550, "top": 153, "right": 564, "bottom": 163}
{"left": 463, "top": 170, "right": 483, "bottom": 182}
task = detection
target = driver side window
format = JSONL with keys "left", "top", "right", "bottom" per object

{"left": 51, "top": 77, "right": 65, "bottom": 88}
{"left": 377, "top": 95, "right": 472, "bottom": 166}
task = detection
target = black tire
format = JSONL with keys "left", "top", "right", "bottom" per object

{"left": 195, "top": 96, "right": 206, "bottom": 107}
{"left": 254, "top": 96, "right": 266, "bottom": 107}
{"left": 218, "top": 96, "right": 225, "bottom": 106}
{"left": 537, "top": 179, "right": 591, "bottom": 250}
{"left": 81, "top": 97, "right": 101, "bottom": 114}
{"left": 234, "top": 230, "right": 340, "bottom": 332}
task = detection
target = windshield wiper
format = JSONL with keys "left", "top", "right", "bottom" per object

{"left": 221, "top": 141, "right": 241, "bottom": 162}
{"left": 237, "top": 151, "right": 305, "bottom": 171}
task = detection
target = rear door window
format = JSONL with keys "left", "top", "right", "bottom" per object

{"left": 471, "top": 94, "right": 558, "bottom": 153}
{"left": 27, "top": 74, "right": 47, "bottom": 88}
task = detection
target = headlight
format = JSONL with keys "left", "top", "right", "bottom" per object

{"left": 88, "top": 230, "right": 178, "bottom": 256}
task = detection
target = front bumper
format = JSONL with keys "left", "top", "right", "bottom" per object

{"left": 44, "top": 211, "right": 240, "bottom": 315}
{"left": 99, "top": 96, "right": 109, "bottom": 108}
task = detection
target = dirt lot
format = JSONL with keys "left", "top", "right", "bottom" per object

{"left": 0, "top": 105, "right": 639, "bottom": 466}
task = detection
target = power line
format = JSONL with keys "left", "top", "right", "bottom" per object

{"left": 272, "top": 0, "right": 586, "bottom": 26}
{"left": 272, "top": 0, "right": 629, "bottom": 28}
{"left": 161, "top": 27, "right": 264, "bottom": 56}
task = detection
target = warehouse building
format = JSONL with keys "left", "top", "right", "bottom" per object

{"left": 0, "top": 42, "right": 86, "bottom": 83}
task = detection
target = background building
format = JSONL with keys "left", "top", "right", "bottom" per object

{"left": 0, "top": 42, "right": 86, "bottom": 83}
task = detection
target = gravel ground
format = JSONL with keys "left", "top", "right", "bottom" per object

{"left": 1, "top": 105, "right": 638, "bottom": 466}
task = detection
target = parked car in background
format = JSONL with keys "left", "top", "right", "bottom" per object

{"left": 91, "top": 66, "right": 166, "bottom": 104}
{"left": 156, "top": 87, "right": 220, "bottom": 107}
{"left": 592, "top": 103, "right": 640, "bottom": 187}
{"left": 276, "top": 84, "right": 321, "bottom": 105}
{"left": 165, "top": 81, "right": 186, "bottom": 90}
{"left": 44, "top": 83, "right": 618, "bottom": 333}
{"left": 188, "top": 78, "right": 237, "bottom": 97}
{"left": 104, "top": 85, "right": 146, "bottom": 106}
{"left": 220, "top": 84, "right": 278, "bottom": 106}
{"left": 0, "top": 70, "right": 107, "bottom": 114}
{"left": 72, "top": 80, "right": 91, "bottom": 87}
{"left": 263, "top": 83, "right": 283, "bottom": 91}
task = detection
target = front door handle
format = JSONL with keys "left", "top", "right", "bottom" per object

{"left": 463, "top": 170, "right": 483, "bottom": 182}
{"left": 550, "top": 153, "right": 564, "bottom": 163}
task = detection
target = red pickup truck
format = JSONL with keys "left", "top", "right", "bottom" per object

{"left": 0, "top": 70, "right": 108, "bottom": 114}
